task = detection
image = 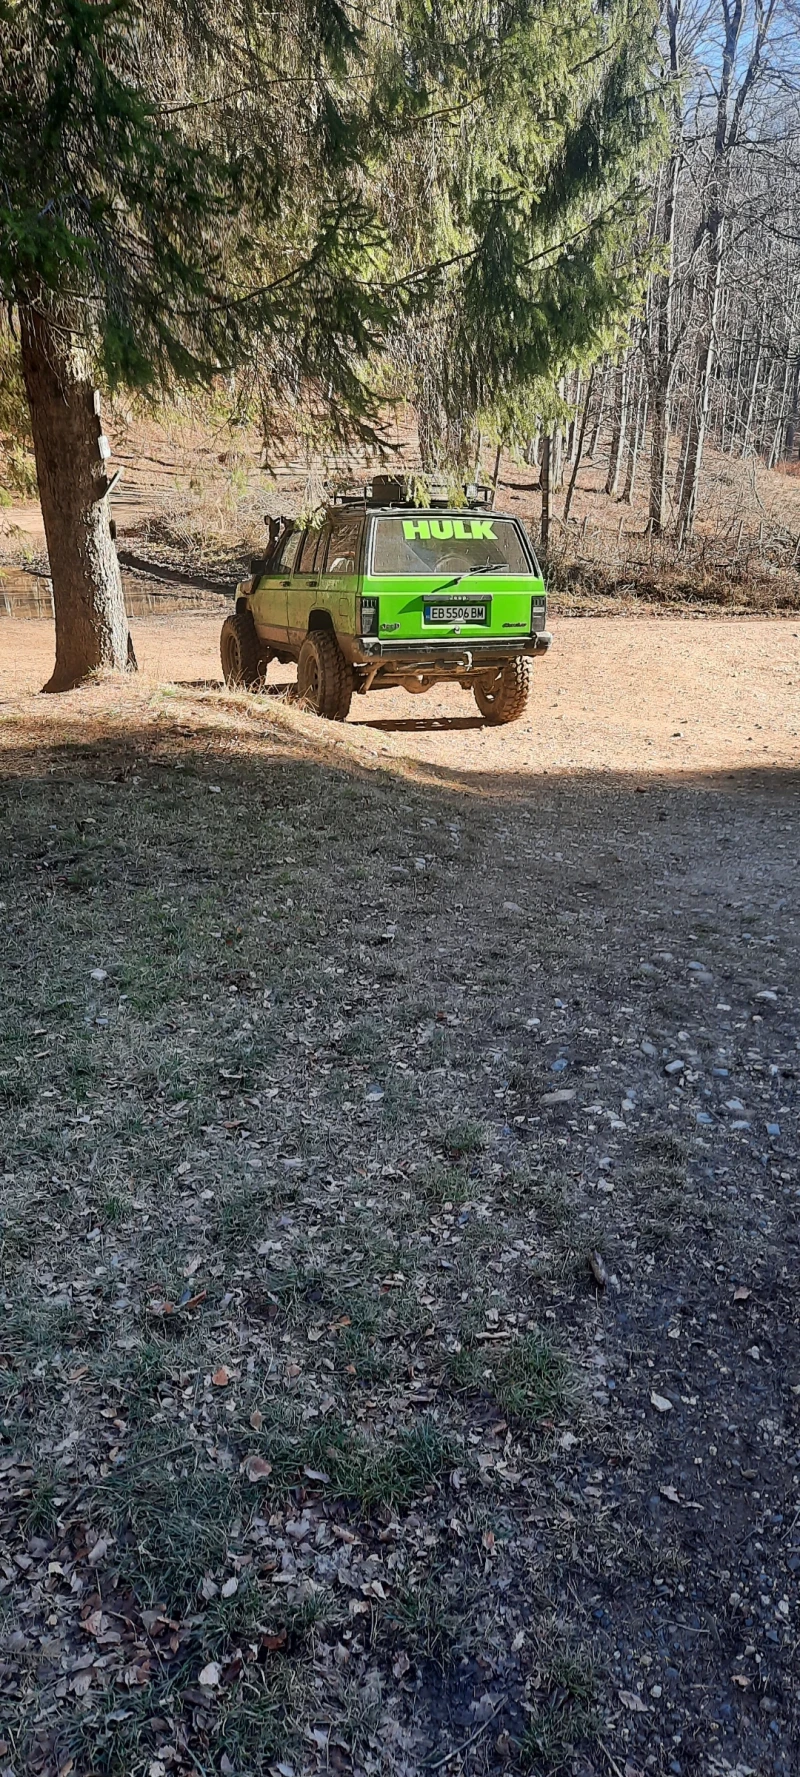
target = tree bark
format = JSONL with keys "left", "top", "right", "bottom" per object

{"left": 563, "top": 368, "right": 595, "bottom": 522}
{"left": 588, "top": 362, "right": 608, "bottom": 459}
{"left": 540, "top": 433, "right": 551, "bottom": 551}
{"left": 19, "top": 306, "right": 134, "bottom": 692}
{"left": 622, "top": 372, "right": 649, "bottom": 504}
{"left": 647, "top": 143, "right": 680, "bottom": 534}
{"left": 605, "top": 360, "right": 628, "bottom": 497}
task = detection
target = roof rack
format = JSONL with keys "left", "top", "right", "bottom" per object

{"left": 330, "top": 474, "right": 494, "bottom": 511}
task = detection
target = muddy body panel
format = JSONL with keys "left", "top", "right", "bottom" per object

{"left": 230, "top": 504, "right": 551, "bottom": 712}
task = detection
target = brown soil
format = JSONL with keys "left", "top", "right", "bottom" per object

{"left": 2, "top": 610, "right": 799, "bottom": 777}
{"left": 1, "top": 613, "right": 799, "bottom": 1777}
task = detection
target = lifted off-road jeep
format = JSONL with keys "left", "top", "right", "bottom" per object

{"left": 221, "top": 476, "right": 551, "bottom": 723}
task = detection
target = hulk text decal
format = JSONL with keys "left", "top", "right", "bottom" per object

{"left": 401, "top": 518, "right": 497, "bottom": 541}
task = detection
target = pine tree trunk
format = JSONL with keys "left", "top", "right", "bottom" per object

{"left": 19, "top": 307, "right": 133, "bottom": 692}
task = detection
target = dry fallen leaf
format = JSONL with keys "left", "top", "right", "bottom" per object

{"left": 659, "top": 1483, "right": 681, "bottom": 1504}
{"left": 732, "top": 1673, "right": 751, "bottom": 1688}
{"left": 212, "top": 1366, "right": 230, "bottom": 1387}
{"left": 589, "top": 1249, "right": 608, "bottom": 1288}
{"left": 733, "top": 1286, "right": 751, "bottom": 1302}
{"left": 198, "top": 1661, "right": 222, "bottom": 1688}
{"left": 243, "top": 1455, "right": 272, "bottom": 1482}
{"left": 650, "top": 1392, "right": 673, "bottom": 1413}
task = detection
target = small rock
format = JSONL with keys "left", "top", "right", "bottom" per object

{"left": 89, "top": 967, "right": 108, "bottom": 983}
{"left": 756, "top": 990, "right": 778, "bottom": 1002}
{"left": 766, "top": 1123, "right": 780, "bottom": 1137}
{"left": 503, "top": 901, "right": 523, "bottom": 915}
{"left": 650, "top": 1392, "right": 673, "bottom": 1414}
{"left": 541, "top": 1089, "right": 576, "bottom": 1105}
{"left": 365, "top": 1084, "right": 385, "bottom": 1102}
{"left": 665, "top": 1059, "right": 685, "bottom": 1075}
{"left": 641, "top": 1040, "right": 657, "bottom": 1057}
{"left": 725, "top": 1098, "right": 746, "bottom": 1112}
{"left": 747, "top": 1346, "right": 761, "bottom": 1362}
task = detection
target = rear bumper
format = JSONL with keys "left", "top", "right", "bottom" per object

{"left": 349, "top": 632, "right": 552, "bottom": 672}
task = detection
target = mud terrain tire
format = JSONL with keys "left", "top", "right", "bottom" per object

{"left": 296, "top": 631, "right": 353, "bottom": 720}
{"left": 473, "top": 657, "right": 531, "bottom": 725}
{"left": 220, "top": 610, "right": 266, "bottom": 688}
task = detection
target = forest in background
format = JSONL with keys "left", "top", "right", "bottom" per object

{"left": 2, "top": 0, "right": 800, "bottom": 683}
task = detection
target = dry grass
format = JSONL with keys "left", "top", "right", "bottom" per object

{"left": 1, "top": 678, "right": 799, "bottom": 1777}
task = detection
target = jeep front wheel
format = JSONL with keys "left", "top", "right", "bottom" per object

{"left": 296, "top": 631, "right": 353, "bottom": 720}
{"left": 473, "top": 657, "right": 531, "bottom": 725}
{"left": 220, "top": 611, "right": 266, "bottom": 688}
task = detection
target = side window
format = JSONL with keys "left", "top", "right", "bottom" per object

{"left": 325, "top": 516, "right": 363, "bottom": 576}
{"left": 298, "top": 530, "right": 322, "bottom": 573}
{"left": 276, "top": 529, "right": 301, "bottom": 573}
{"left": 313, "top": 524, "right": 332, "bottom": 571}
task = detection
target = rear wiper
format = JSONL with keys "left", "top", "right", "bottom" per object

{"left": 429, "top": 562, "right": 507, "bottom": 594}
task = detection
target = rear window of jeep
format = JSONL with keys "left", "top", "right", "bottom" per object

{"left": 371, "top": 516, "right": 532, "bottom": 576}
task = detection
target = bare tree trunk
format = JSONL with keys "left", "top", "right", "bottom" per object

{"left": 784, "top": 361, "right": 800, "bottom": 459}
{"left": 646, "top": 1, "right": 682, "bottom": 536}
{"left": 740, "top": 332, "right": 762, "bottom": 458}
{"left": 540, "top": 433, "right": 551, "bottom": 551}
{"left": 622, "top": 373, "right": 649, "bottom": 504}
{"left": 677, "top": 0, "right": 777, "bottom": 545}
{"left": 19, "top": 305, "right": 134, "bottom": 693}
{"left": 588, "top": 362, "right": 608, "bottom": 459}
{"left": 490, "top": 440, "right": 502, "bottom": 507}
{"left": 563, "top": 368, "right": 595, "bottom": 522}
{"left": 677, "top": 236, "right": 725, "bottom": 544}
{"left": 605, "top": 360, "right": 629, "bottom": 496}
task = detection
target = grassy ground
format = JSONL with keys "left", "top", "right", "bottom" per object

{"left": 1, "top": 684, "right": 799, "bottom": 1777}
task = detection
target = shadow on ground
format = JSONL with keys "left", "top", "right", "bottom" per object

{"left": 1, "top": 719, "right": 798, "bottom": 1777}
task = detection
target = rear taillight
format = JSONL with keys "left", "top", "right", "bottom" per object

{"left": 361, "top": 597, "right": 378, "bottom": 635}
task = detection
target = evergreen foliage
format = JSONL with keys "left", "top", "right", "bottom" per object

{"left": 0, "top": 0, "right": 662, "bottom": 454}
{"left": 378, "top": 0, "right": 663, "bottom": 462}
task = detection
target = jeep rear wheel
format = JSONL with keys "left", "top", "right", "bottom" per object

{"left": 296, "top": 631, "right": 353, "bottom": 720}
{"left": 473, "top": 657, "right": 531, "bottom": 725}
{"left": 220, "top": 611, "right": 266, "bottom": 688}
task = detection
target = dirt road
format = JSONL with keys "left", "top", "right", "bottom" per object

{"left": 1, "top": 610, "right": 799, "bottom": 774}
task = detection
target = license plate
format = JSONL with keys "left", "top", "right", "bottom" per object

{"left": 425, "top": 602, "right": 487, "bottom": 624}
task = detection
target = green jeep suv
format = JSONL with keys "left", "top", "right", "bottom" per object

{"left": 220, "top": 484, "right": 551, "bottom": 724}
